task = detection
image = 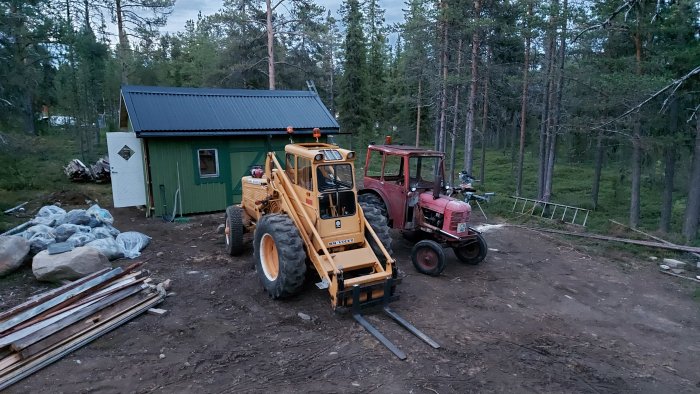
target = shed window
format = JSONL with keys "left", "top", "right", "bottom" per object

{"left": 198, "top": 149, "right": 219, "bottom": 178}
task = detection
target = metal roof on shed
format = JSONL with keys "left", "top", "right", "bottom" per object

{"left": 120, "top": 85, "right": 339, "bottom": 137}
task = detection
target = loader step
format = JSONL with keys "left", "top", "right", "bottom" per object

{"left": 320, "top": 247, "right": 381, "bottom": 273}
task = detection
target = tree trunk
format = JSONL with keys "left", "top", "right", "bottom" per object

{"left": 479, "top": 46, "right": 490, "bottom": 186}
{"left": 449, "top": 39, "right": 463, "bottom": 185}
{"left": 116, "top": 0, "right": 129, "bottom": 84}
{"left": 415, "top": 79, "right": 422, "bottom": 147}
{"left": 682, "top": 115, "right": 700, "bottom": 242}
{"left": 22, "top": 91, "right": 36, "bottom": 135}
{"left": 629, "top": 31, "right": 643, "bottom": 228}
{"left": 515, "top": 2, "right": 531, "bottom": 196}
{"left": 266, "top": 0, "right": 276, "bottom": 90}
{"left": 660, "top": 145, "right": 675, "bottom": 233}
{"left": 437, "top": 4, "right": 448, "bottom": 153}
{"left": 542, "top": 0, "right": 566, "bottom": 202}
{"left": 537, "top": 8, "right": 556, "bottom": 200}
{"left": 592, "top": 132, "right": 604, "bottom": 209}
{"left": 463, "top": 0, "right": 481, "bottom": 174}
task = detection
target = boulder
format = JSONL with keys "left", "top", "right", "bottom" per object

{"left": 0, "top": 236, "right": 31, "bottom": 276}
{"left": 32, "top": 246, "right": 110, "bottom": 282}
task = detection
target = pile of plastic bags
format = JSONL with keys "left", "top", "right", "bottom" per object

{"left": 13, "top": 205, "right": 150, "bottom": 260}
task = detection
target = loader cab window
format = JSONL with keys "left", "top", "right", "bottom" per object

{"left": 318, "top": 164, "right": 356, "bottom": 219}
{"left": 409, "top": 156, "right": 441, "bottom": 189}
{"left": 297, "top": 157, "right": 313, "bottom": 190}
{"left": 285, "top": 153, "right": 296, "bottom": 183}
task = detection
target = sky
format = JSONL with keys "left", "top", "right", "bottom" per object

{"left": 160, "top": 0, "right": 406, "bottom": 35}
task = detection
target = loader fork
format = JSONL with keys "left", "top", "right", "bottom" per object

{"left": 350, "top": 280, "right": 440, "bottom": 360}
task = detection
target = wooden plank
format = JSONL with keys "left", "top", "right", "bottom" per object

{"left": 0, "top": 289, "right": 165, "bottom": 389}
{"left": 659, "top": 270, "right": 700, "bottom": 283}
{"left": 0, "top": 268, "right": 124, "bottom": 334}
{"left": 0, "top": 268, "right": 111, "bottom": 323}
{"left": 519, "top": 226, "right": 700, "bottom": 253}
{"left": 17, "top": 291, "right": 152, "bottom": 360}
{"left": 9, "top": 275, "right": 146, "bottom": 332}
{"left": 10, "top": 284, "right": 148, "bottom": 352}
{"left": 0, "top": 354, "right": 20, "bottom": 372}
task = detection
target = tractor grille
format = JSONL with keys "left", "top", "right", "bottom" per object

{"left": 448, "top": 211, "right": 466, "bottom": 231}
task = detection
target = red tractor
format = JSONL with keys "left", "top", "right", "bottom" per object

{"left": 359, "top": 144, "right": 487, "bottom": 276}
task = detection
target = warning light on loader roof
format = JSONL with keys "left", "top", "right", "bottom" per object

{"left": 385, "top": 135, "right": 392, "bottom": 145}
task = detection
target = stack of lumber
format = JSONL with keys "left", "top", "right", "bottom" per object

{"left": 0, "top": 263, "right": 168, "bottom": 389}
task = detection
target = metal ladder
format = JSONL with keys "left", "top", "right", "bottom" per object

{"left": 511, "top": 196, "right": 590, "bottom": 227}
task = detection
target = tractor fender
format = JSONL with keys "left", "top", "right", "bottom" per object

{"left": 358, "top": 187, "right": 391, "bottom": 215}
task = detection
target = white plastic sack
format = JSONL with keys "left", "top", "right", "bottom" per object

{"left": 53, "top": 224, "right": 91, "bottom": 243}
{"left": 37, "top": 205, "right": 66, "bottom": 218}
{"left": 20, "top": 224, "right": 54, "bottom": 240}
{"left": 91, "top": 227, "right": 115, "bottom": 239}
{"left": 56, "top": 209, "right": 91, "bottom": 226}
{"left": 85, "top": 238, "right": 124, "bottom": 261}
{"left": 116, "top": 232, "right": 151, "bottom": 259}
{"left": 66, "top": 232, "right": 96, "bottom": 248}
{"left": 86, "top": 204, "right": 114, "bottom": 226}
{"left": 28, "top": 232, "right": 56, "bottom": 254}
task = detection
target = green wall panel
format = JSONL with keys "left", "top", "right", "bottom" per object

{"left": 146, "top": 135, "right": 314, "bottom": 217}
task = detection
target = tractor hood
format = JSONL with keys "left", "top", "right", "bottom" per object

{"left": 419, "top": 192, "right": 471, "bottom": 214}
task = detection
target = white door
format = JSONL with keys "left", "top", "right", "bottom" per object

{"left": 107, "top": 132, "right": 147, "bottom": 207}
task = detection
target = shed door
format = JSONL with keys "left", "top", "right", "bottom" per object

{"left": 107, "top": 132, "right": 147, "bottom": 207}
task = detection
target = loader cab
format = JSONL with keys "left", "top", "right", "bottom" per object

{"left": 284, "top": 143, "right": 362, "bottom": 245}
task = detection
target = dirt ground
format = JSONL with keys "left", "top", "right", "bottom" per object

{"left": 2, "top": 206, "right": 700, "bottom": 393}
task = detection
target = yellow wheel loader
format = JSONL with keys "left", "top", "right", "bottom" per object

{"left": 224, "top": 139, "right": 439, "bottom": 359}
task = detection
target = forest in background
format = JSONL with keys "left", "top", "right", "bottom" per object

{"left": 0, "top": 0, "right": 699, "bottom": 242}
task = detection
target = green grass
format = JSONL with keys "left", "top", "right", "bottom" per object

{"left": 0, "top": 130, "right": 110, "bottom": 232}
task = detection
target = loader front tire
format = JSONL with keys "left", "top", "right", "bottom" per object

{"left": 360, "top": 203, "right": 393, "bottom": 268}
{"left": 254, "top": 214, "right": 306, "bottom": 299}
{"left": 225, "top": 205, "right": 245, "bottom": 256}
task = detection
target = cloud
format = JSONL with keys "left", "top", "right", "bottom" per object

{"left": 161, "top": 0, "right": 405, "bottom": 34}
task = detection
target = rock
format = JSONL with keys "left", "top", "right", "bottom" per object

{"left": 663, "top": 258, "right": 686, "bottom": 269}
{"left": 659, "top": 264, "right": 670, "bottom": 270}
{"left": 156, "top": 251, "right": 165, "bottom": 257}
{"left": 297, "top": 312, "right": 311, "bottom": 321}
{"left": 648, "top": 256, "right": 658, "bottom": 261}
{"left": 0, "top": 236, "right": 31, "bottom": 276}
{"left": 671, "top": 268, "right": 685, "bottom": 275}
{"left": 32, "top": 246, "right": 110, "bottom": 282}
{"left": 159, "top": 354, "right": 166, "bottom": 359}
{"left": 217, "top": 224, "right": 225, "bottom": 234}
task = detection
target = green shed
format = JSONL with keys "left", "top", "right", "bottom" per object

{"left": 109, "top": 85, "right": 339, "bottom": 217}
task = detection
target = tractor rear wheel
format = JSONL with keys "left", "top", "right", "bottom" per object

{"left": 225, "top": 205, "right": 245, "bottom": 256}
{"left": 454, "top": 233, "right": 488, "bottom": 265}
{"left": 253, "top": 214, "right": 306, "bottom": 298}
{"left": 411, "top": 239, "right": 446, "bottom": 276}
{"left": 360, "top": 203, "right": 393, "bottom": 268}
{"left": 359, "top": 194, "right": 388, "bottom": 218}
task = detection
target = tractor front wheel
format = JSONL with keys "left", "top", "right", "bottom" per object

{"left": 411, "top": 240, "right": 446, "bottom": 276}
{"left": 253, "top": 214, "right": 306, "bottom": 298}
{"left": 225, "top": 205, "right": 245, "bottom": 256}
{"left": 453, "top": 233, "right": 488, "bottom": 265}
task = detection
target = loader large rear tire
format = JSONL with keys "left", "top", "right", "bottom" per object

{"left": 254, "top": 214, "right": 306, "bottom": 299}
{"left": 360, "top": 203, "right": 393, "bottom": 268}
{"left": 225, "top": 205, "right": 245, "bottom": 256}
